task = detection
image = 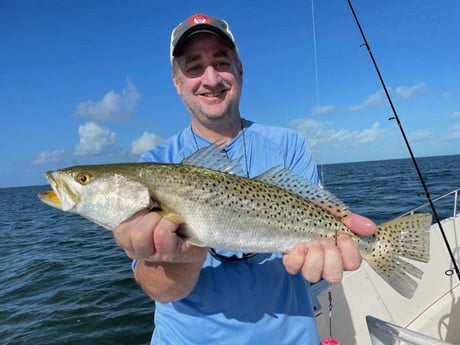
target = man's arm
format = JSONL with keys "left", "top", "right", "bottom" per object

{"left": 113, "top": 210, "right": 207, "bottom": 303}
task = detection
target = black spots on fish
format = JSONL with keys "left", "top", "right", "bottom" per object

{"left": 376, "top": 259, "right": 395, "bottom": 275}
{"left": 371, "top": 242, "right": 391, "bottom": 260}
{"left": 315, "top": 196, "right": 341, "bottom": 211}
{"left": 173, "top": 166, "right": 346, "bottom": 241}
{"left": 201, "top": 183, "right": 216, "bottom": 194}
{"left": 362, "top": 213, "right": 431, "bottom": 289}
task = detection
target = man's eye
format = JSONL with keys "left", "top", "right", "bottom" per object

{"left": 215, "top": 62, "right": 231, "bottom": 71}
{"left": 187, "top": 65, "right": 202, "bottom": 74}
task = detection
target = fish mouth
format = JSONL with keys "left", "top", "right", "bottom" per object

{"left": 38, "top": 171, "right": 79, "bottom": 211}
{"left": 38, "top": 190, "right": 62, "bottom": 208}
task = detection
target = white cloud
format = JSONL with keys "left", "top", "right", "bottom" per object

{"left": 290, "top": 118, "right": 381, "bottom": 148}
{"left": 395, "top": 82, "right": 427, "bottom": 100}
{"left": 289, "top": 118, "right": 329, "bottom": 147}
{"left": 74, "top": 122, "right": 116, "bottom": 156}
{"left": 32, "top": 150, "right": 66, "bottom": 165}
{"left": 451, "top": 111, "right": 460, "bottom": 119}
{"left": 75, "top": 78, "right": 141, "bottom": 122}
{"left": 443, "top": 91, "right": 458, "bottom": 100}
{"left": 131, "top": 131, "right": 163, "bottom": 155}
{"left": 409, "top": 129, "right": 431, "bottom": 141}
{"left": 312, "top": 104, "right": 335, "bottom": 115}
{"left": 447, "top": 122, "right": 460, "bottom": 139}
{"left": 349, "top": 83, "right": 426, "bottom": 112}
{"left": 356, "top": 123, "right": 380, "bottom": 142}
{"left": 349, "top": 89, "right": 386, "bottom": 111}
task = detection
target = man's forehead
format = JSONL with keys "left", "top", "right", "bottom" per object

{"left": 182, "top": 50, "right": 230, "bottom": 64}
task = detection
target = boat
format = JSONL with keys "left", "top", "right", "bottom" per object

{"left": 314, "top": 188, "right": 460, "bottom": 344}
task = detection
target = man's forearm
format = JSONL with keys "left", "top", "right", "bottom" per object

{"left": 134, "top": 259, "right": 202, "bottom": 303}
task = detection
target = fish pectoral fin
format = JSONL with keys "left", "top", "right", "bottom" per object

{"left": 182, "top": 237, "right": 207, "bottom": 247}
{"left": 155, "top": 209, "right": 207, "bottom": 247}
{"left": 156, "top": 210, "right": 184, "bottom": 224}
{"left": 176, "top": 226, "right": 207, "bottom": 247}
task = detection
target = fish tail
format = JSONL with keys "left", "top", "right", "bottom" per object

{"left": 360, "top": 213, "right": 432, "bottom": 299}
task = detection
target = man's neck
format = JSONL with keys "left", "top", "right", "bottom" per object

{"left": 190, "top": 116, "right": 243, "bottom": 144}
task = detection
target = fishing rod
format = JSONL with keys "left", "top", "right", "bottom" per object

{"left": 346, "top": 0, "right": 460, "bottom": 281}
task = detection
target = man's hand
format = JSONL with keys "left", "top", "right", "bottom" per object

{"left": 113, "top": 210, "right": 207, "bottom": 264}
{"left": 113, "top": 210, "right": 207, "bottom": 302}
{"left": 282, "top": 212, "right": 377, "bottom": 283}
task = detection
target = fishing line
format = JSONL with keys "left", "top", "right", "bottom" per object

{"left": 311, "top": 0, "right": 321, "bottom": 109}
{"left": 311, "top": 3, "right": 340, "bottom": 344}
{"left": 345, "top": 0, "right": 460, "bottom": 281}
{"left": 310, "top": 0, "right": 328, "bottom": 189}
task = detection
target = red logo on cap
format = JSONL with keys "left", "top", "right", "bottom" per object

{"left": 189, "top": 14, "right": 211, "bottom": 26}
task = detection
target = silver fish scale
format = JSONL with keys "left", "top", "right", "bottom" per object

{"left": 144, "top": 164, "right": 348, "bottom": 253}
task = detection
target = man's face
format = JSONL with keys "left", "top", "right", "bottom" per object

{"left": 173, "top": 33, "right": 243, "bottom": 125}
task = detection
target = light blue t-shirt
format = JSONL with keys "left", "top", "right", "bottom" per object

{"left": 139, "top": 120, "right": 321, "bottom": 345}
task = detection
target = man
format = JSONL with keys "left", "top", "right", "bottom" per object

{"left": 113, "top": 14, "right": 375, "bottom": 344}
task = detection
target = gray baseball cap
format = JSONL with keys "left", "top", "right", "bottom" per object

{"left": 170, "top": 14, "right": 238, "bottom": 62}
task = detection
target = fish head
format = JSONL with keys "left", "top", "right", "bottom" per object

{"left": 39, "top": 170, "right": 80, "bottom": 211}
{"left": 38, "top": 164, "right": 153, "bottom": 230}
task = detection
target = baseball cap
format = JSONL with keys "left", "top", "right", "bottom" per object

{"left": 170, "top": 14, "right": 238, "bottom": 62}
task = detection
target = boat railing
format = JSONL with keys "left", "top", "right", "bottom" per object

{"left": 401, "top": 188, "right": 459, "bottom": 219}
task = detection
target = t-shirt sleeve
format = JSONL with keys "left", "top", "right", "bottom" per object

{"left": 284, "top": 131, "right": 319, "bottom": 185}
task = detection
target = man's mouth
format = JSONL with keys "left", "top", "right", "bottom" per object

{"left": 200, "top": 90, "right": 226, "bottom": 98}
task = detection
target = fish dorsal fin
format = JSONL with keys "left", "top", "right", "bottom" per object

{"left": 255, "top": 167, "right": 351, "bottom": 219}
{"left": 181, "top": 144, "right": 244, "bottom": 176}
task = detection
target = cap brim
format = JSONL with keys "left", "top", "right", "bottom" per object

{"left": 172, "top": 25, "right": 236, "bottom": 57}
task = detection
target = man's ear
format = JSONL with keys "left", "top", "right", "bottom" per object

{"left": 173, "top": 76, "right": 182, "bottom": 96}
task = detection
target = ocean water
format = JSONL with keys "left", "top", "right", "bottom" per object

{"left": 1, "top": 155, "right": 459, "bottom": 345}
{"left": 0, "top": 190, "right": 155, "bottom": 345}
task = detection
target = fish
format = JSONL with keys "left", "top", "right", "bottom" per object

{"left": 38, "top": 144, "right": 432, "bottom": 299}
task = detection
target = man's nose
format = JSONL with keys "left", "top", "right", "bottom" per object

{"left": 202, "top": 65, "right": 223, "bottom": 86}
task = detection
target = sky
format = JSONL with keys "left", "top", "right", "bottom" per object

{"left": 1, "top": 0, "right": 459, "bottom": 188}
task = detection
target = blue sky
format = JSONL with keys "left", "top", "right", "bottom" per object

{"left": 1, "top": 0, "right": 459, "bottom": 187}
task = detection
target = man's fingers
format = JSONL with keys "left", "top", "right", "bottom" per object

{"left": 322, "top": 243, "right": 343, "bottom": 283}
{"left": 283, "top": 243, "right": 308, "bottom": 274}
{"left": 113, "top": 211, "right": 180, "bottom": 259}
{"left": 153, "top": 217, "right": 183, "bottom": 255}
{"left": 342, "top": 213, "right": 376, "bottom": 236}
{"left": 337, "top": 235, "right": 362, "bottom": 271}
{"left": 301, "top": 242, "right": 324, "bottom": 283}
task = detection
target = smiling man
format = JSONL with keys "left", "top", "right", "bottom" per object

{"left": 171, "top": 22, "right": 243, "bottom": 142}
{"left": 113, "top": 13, "right": 375, "bottom": 345}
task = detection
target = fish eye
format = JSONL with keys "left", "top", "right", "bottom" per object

{"left": 76, "top": 173, "right": 91, "bottom": 185}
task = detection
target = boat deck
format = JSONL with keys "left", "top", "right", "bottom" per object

{"left": 315, "top": 189, "right": 460, "bottom": 344}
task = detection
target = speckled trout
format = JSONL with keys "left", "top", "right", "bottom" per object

{"left": 38, "top": 145, "right": 431, "bottom": 299}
